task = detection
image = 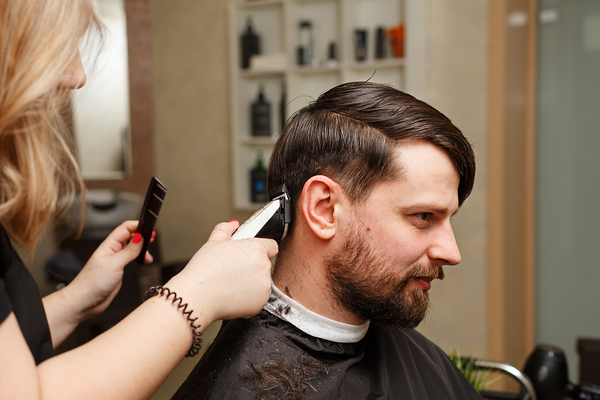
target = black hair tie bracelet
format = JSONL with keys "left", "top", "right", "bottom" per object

{"left": 144, "top": 286, "right": 202, "bottom": 357}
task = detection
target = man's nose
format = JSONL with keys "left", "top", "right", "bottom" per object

{"left": 428, "top": 223, "right": 461, "bottom": 266}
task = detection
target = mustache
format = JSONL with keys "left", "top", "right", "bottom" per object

{"left": 403, "top": 262, "right": 445, "bottom": 282}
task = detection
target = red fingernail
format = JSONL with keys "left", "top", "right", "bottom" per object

{"left": 152, "top": 230, "right": 156, "bottom": 238}
{"left": 133, "top": 232, "right": 142, "bottom": 244}
{"left": 229, "top": 219, "right": 237, "bottom": 223}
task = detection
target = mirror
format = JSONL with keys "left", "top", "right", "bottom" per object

{"left": 74, "top": 0, "right": 131, "bottom": 180}
{"left": 79, "top": 0, "right": 154, "bottom": 196}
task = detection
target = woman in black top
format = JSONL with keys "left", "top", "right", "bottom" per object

{"left": 0, "top": 1, "right": 277, "bottom": 398}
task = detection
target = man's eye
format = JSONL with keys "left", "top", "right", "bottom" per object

{"left": 417, "top": 213, "right": 432, "bottom": 221}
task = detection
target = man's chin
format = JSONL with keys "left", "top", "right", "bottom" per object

{"left": 369, "top": 313, "right": 427, "bottom": 330}
{"left": 367, "top": 291, "right": 430, "bottom": 329}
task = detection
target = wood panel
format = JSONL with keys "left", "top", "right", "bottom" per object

{"left": 487, "top": 0, "right": 537, "bottom": 373}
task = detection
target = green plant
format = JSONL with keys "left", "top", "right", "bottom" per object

{"left": 448, "top": 348, "right": 499, "bottom": 391}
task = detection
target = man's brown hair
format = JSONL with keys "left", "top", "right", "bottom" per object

{"left": 267, "top": 81, "right": 476, "bottom": 232}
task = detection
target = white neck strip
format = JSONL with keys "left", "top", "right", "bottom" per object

{"left": 263, "top": 283, "right": 370, "bottom": 343}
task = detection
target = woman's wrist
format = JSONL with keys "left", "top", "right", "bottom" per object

{"left": 62, "top": 277, "right": 97, "bottom": 323}
{"left": 143, "top": 286, "right": 203, "bottom": 357}
{"left": 163, "top": 275, "right": 219, "bottom": 329}
{"left": 42, "top": 285, "right": 87, "bottom": 348}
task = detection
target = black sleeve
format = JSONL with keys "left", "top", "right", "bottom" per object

{"left": 0, "top": 225, "right": 54, "bottom": 364}
{"left": 0, "top": 277, "right": 13, "bottom": 325}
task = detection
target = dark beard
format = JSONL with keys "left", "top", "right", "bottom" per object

{"left": 325, "top": 231, "right": 444, "bottom": 329}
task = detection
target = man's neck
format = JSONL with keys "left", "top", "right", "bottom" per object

{"left": 272, "top": 251, "right": 366, "bottom": 326}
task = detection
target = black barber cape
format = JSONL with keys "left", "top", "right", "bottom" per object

{"left": 173, "top": 296, "right": 482, "bottom": 399}
{"left": 0, "top": 225, "right": 54, "bottom": 364}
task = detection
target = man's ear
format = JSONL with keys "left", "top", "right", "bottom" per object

{"left": 301, "top": 175, "right": 345, "bottom": 240}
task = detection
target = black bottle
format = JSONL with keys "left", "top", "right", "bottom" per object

{"left": 298, "top": 21, "right": 313, "bottom": 66}
{"left": 375, "top": 27, "right": 386, "bottom": 59}
{"left": 241, "top": 18, "right": 260, "bottom": 69}
{"left": 280, "top": 82, "right": 286, "bottom": 132}
{"left": 251, "top": 85, "right": 271, "bottom": 137}
{"left": 354, "top": 29, "right": 368, "bottom": 61}
{"left": 251, "top": 153, "right": 268, "bottom": 203}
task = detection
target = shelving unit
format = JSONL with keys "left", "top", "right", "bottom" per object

{"left": 229, "top": 0, "right": 426, "bottom": 210}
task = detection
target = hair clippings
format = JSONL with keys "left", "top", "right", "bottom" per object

{"left": 144, "top": 285, "right": 202, "bottom": 357}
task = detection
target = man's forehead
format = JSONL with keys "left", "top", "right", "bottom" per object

{"left": 392, "top": 139, "right": 454, "bottom": 165}
{"left": 367, "top": 141, "right": 461, "bottom": 209}
{"left": 388, "top": 140, "right": 458, "bottom": 178}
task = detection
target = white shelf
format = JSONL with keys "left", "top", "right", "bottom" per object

{"left": 239, "top": 70, "right": 285, "bottom": 79}
{"left": 291, "top": 64, "right": 342, "bottom": 74}
{"left": 241, "top": 137, "right": 279, "bottom": 146}
{"left": 237, "top": 0, "right": 283, "bottom": 10}
{"left": 347, "top": 57, "right": 405, "bottom": 70}
{"left": 229, "top": 0, "right": 426, "bottom": 210}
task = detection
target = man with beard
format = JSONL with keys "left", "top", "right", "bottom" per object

{"left": 173, "top": 82, "right": 482, "bottom": 400}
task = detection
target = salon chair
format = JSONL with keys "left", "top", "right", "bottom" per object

{"left": 472, "top": 359, "right": 536, "bottom": 400}
{"left": 476, "top": 344, "right": 600, "bottom": 400}
{"left": 578, "top": 337, "right": 600, "bottom": 387}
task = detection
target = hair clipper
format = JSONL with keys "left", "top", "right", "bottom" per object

{"left": 232, "top": 185, "right": 291, "bottom": 242}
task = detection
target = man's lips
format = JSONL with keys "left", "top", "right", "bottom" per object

{"left": 412, "top": 276, "right": 434, "bottom": 291}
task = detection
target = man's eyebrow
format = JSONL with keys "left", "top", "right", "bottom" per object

{"left": 403, "top": 203, "right": 460, "bottom": 217}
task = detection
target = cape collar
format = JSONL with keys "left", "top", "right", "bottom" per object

{"left": 263, "top": 283, "right": 370, "bottom": 343}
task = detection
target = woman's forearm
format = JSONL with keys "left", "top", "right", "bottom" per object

{"left": 38, "top": 296, "right": 198, "bottom": 400}
{"left": 0, "top": 296, "right": 196, "bottom": 400}
{"left": 42, "top": 286, "right": 82, "bottom": 349}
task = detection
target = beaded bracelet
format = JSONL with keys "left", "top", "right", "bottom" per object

{"left": 144, "top": 285, "right": 203, "bottom": 357}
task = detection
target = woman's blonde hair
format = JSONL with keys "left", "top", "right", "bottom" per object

{"left": 0, "top": 0, "right": 102, "bottom": 253}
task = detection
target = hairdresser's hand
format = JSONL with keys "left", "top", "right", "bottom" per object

{"left": 165, "top": 220, "right": 278, "bottom": 326}
{"left": 44, "top": 220, "right": 153, "bottom": 348}
{"left": 68, "top": 220, "right": 154, "bottom": 321}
